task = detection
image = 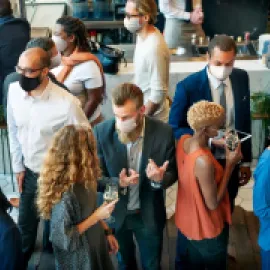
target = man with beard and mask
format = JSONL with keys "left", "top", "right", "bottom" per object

{"left": 2, "top": 37, "right": 67, "bottom": 120}
{"left": 7, "top": 47, "right": 89, "bottom": 269}
{"left": 124, "top": 0, "right": 170, "bottom": 122}
{"left": 93, "top": 83, "right": 177, "bottom": 270}
{"left": 169, "top": 34, "right": 252, "bottom": 268}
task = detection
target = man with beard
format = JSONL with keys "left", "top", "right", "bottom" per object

{"left": 7, "top": 47, "right": 89, "bottom": 269}
{"left": 93, "top": 83, "right": 177, "bottom": 270}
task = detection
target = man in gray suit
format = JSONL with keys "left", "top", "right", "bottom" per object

{"left": 94, "top": 83, "right": 177, "bottom": 270}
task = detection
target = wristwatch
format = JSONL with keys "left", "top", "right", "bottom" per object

{"left": 104, "top": 228, "right": 115, "bottom": 236}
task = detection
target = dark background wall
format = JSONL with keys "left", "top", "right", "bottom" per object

{"left": 202, "top": 0, "right": 270, "bottom": 39}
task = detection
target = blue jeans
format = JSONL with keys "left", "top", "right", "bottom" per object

{"left": 18, "top": 168, "right": 40, "bottom": 269}
{"left": 116, "top": 213, "right": 163, "bottom": 270}
{"left": 261, "top": 248, "right": 270, "bottom": 270}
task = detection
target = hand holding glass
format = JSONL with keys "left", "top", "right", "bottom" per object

{"left": 225, "top": 129, "right": 239, "bottom": 151}
{"left": 103, "top": 183, "right": 118, "bottom": 223}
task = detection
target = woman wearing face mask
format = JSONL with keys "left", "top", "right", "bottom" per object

{"left": 26, "top": 37, "right": 62, "bottom": 69}
{"left": 175, "top": 101, "right": 242, "bottom": 269}
{"left": 51, "top": 16, "right": 105, "bottom": 126}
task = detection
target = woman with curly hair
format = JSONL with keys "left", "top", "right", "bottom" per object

{"left": 175, "top": 101, "right": 242, "bottom": 270}
{"left": 37, "top": 125, "right": 118, "bottom": 270}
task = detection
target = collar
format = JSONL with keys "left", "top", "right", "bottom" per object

{"left": 22, "top": 79, "right": 52, "bottom": 101}
{"left": 206, "top": 66, "right": 230, "bottom": 89}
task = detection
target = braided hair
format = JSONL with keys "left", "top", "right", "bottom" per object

{"left": 56, "top": 16, "right": 90, "bottom": 52}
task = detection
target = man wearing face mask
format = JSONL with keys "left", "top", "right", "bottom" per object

{"left": 170, "top": 34, "right": 251, "bottom": 208}
{"left": 124, "top": 0, "right": 170, "bottom": 123}
{"left": 7, "top": 47, "right": 89, "bottom": 269}
{"left": 94, "top": 83, "right": 177, "bottom": 270}
{"left": 169, "top": 34, "right": 251, "bottom": 267}
{"left": 2, "top": 37, "right": 67, "bottom": 121}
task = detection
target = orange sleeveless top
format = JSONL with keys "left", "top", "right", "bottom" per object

{"left": 175, "top": 135, "right": 232, "bottom": 240}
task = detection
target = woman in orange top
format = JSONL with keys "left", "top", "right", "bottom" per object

{"left": 175, "top": 101, "right": 242, "bottom": 270}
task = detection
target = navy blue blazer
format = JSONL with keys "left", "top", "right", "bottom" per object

{"left": 94, "top": 116, "right": 178, "bottom": 232}
{"left": 0, "top": 210, "right": 22, "bottom": 270}
{"left": 169, "top": 67, "right": 252, "bottom": 162}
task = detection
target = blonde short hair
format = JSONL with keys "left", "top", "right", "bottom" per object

{"left": 128, "top": 0, "right": 157, "bottom": 24}
{"left": 187, "top": 100, "right": 225, "bottom": 131}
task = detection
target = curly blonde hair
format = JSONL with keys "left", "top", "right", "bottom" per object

{"left": 187, "top": 100, "right": 225, "bottom": 131}
{"left": 37, "top": 125, "right": 101, "bottom": 219}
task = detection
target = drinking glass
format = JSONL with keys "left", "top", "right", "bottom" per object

{"left": 103, "top": 183, "right": 118, "bottom": 223}
{"left": 225, "top": 129, "right": 239, "bottom": 151}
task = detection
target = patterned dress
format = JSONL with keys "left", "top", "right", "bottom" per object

{"left": 50, "top": 183, "right": 114, "bottom": 270}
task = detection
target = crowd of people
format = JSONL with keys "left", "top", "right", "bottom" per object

{"left": 0, "top": 0, "right": 269, "bottom": 269}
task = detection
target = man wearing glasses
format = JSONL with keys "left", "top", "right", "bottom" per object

{"left": 124, "top": 0, "right": 170, "bottom": 123}
{"left": 7, "top": 47, "right": 89, "bottom": 269}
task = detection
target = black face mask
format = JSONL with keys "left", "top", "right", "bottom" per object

{"left": 19, "top": 74, "right": 42, "bottom": 92}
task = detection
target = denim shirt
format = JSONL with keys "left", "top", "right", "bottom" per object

{"left": 253, "top": 149, "right": 270, "bottom": 251}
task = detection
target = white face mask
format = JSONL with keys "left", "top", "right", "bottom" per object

{"left": 52, "top": 35, "right": 67, "bottom": 53}
{"left": 50, "top": 52, "right": 61, "bottom": 69}
{"left": 116, "top": 117, "right": 137, "bottom": 133}
{"left": 124, "top": 17, "right": 142, "bottom": 33}
{"left": 209, "top": 65, "right": 233, "bottom": 81}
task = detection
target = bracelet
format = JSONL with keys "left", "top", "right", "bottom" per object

{"left": 104, "top": 228, "right": 115, "bottom": 236}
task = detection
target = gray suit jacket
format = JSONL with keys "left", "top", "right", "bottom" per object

{"left": 94, "top": 116, "right": 178, "bottom": 232}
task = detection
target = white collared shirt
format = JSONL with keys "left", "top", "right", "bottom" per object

{"left": 126, "top": 118, "right": 145, "bottom": 210}
{"left": 7, "top": 79, "right": 90, "bottom": 173}
{"left": 207, "top": 67, "right": 235, "bottom": 129}
{"left": 159, "top": 0, "right": 190, "bottom": 20}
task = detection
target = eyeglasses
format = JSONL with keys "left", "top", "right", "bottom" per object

{"left": 124, "top": 12, "right": 143, "bottom": 19}
{"left": 16, "top": 66, "right": 44, "bottom": 76}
